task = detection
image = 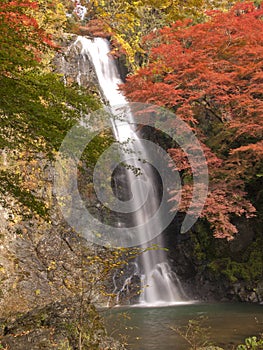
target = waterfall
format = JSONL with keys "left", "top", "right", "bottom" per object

{"left": 70, "top": 36, "right": 186, "bottom": 306}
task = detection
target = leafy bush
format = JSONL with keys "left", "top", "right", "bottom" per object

{"left": 237, "top": 336, "right": 263, "bottom": 350}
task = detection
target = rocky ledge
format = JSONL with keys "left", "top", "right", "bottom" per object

{"left": 0, "top": 297, "right": 125, "bottom": 350}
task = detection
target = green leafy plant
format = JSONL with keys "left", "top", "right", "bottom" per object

{"left": 237, "top": 336, "right": 263, "bottom": 350}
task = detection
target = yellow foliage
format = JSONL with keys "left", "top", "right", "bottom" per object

{"left": 83, "top": 0, "right": 242, "bottom": 71}
{"left": 34, "top": 0, "right": 68, "bottom": 38}
{"left": 23, "top": 0, "right": 68, "bottom": 66}
{"left": 48, "top": 261, "right": 57, "bottom": 271}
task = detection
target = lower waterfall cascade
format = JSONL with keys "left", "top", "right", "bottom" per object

{"left": 68, "top": 35, "right": 188, "bottom": 306}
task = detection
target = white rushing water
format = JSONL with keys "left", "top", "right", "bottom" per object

{"left": 72, "top": 36, "right": 186, "bottom": 305}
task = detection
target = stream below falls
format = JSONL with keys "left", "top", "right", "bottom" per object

{"left": 103, "top": 302, "right": 263, "bottom": 350}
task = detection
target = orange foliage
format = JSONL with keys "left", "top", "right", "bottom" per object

{"left": 77, "top": 18, "right": 111, "bottom": 38}
{"left": 121, "top": 2, "right": 263, "bottom": 239}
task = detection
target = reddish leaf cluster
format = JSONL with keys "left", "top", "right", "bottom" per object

{"left": 77, "top": 18, "right": 111, "bottom": 38}
{"left": 0, "top": 0, "right": 38, "bottom": 32}
{"left": 0, "top": 0, "right": 54, "bottom": 74}
{"left": 121, "top": 2, "right": 263, "bottom": 239}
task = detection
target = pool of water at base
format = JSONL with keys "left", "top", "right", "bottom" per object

{"left": 102, "top": 302, "right": 263, "bottom": 350}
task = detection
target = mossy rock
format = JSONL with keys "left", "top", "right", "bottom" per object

{"left": 0, "top": 297, "right": 125, "bottom": 350}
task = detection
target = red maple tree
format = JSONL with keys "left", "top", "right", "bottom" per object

{"left": 121, "top": 2, "right": 263, "bottom": 239}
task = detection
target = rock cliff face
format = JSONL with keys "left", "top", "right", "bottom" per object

{"left": 165, "top": 216, "right": 263, "bottom": 303}
{"left": 0, "top": 297, "right": 125, "bottom": 350}
{"left": 0, "top": 35, "right": 126, "bottom": 348}
{"left": 54, "top": 34, "right": 100, "bottom": 93}
{"left": 0, "top": 159, "right": 125, "bottom": 348}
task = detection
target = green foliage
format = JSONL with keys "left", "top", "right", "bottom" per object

{"left": 0, "top": 70, "right": 100, "bottom": 217}
{"left": 207, "top": 235, "right": 263, "bottom": 283}
{"left": 190, "top": 222, "right": 216, "bottom": 262}
{"left": 57, "top": 340, "right": 72, "bottom": 350}
{"left": 0, "top": 170, "right": 49, "bottom": 218}
{"left": 237, "top": 336, "right": 263, "bottom": 350}
{"left": 81, "top": 130, "right": 115, "bottom": 168}
{"left": 188, "top": 219, "right": 263, "bottom": 295}
{"left": 0, "top": 0, "right": 101, "bottom": 217}
{"left": 0, "top": 71, "right": 99, "bottom": 153}
{"left": 64, "top": 303, "right": 105, "bottom": 350}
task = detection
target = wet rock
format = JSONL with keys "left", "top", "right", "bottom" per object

{"left": 165, "top": 215, "right": 263, "bottom": 303}
{"left": 0, "top": 208, "right": 125, "bottom": 348}
{"left": 53, "top": 34, "right": 101, "bottom": 97}
{"left": 255, "top": 281, "right": 263, "bottom": 302}
{"left": 229, "top": 217, "right": 255, "bottom": 257}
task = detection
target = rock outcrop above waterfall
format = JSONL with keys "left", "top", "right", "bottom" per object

{"left": 54, "top": 33, "right": 101, "bottom": 95}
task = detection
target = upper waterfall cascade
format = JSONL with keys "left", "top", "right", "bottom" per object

{"left": 72, "top": 36, "right": 187, "bottom": 306}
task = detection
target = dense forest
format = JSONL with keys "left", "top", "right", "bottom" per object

{"left": 0, "top": 0, "right": 262, "bottom": 349}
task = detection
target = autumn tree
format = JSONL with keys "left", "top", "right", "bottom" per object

{"left": 121, "top": 2, "right": 263, "bottom": 239}
{"left": 31, "top": 0, "right": 68, "bottom": 39}
{"left": 73, "top": 0, "right": 241, "bottom": 70}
